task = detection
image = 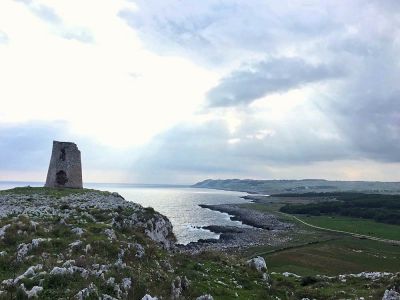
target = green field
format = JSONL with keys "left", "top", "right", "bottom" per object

{"left": 237, "top": 202, "right": 400, "bottom": 276}
{"left": 298, "top": 215, "right": 400, "bottom": 241}
{"left": 264, "top": 237, "right": 400, "bottom": 276}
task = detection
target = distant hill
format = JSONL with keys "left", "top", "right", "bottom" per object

{"left": 192, "top": 179, "right": 400, "bottom": 194}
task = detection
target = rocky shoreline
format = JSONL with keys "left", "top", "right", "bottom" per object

{"left": 199, "top": 204, "right": 291, "bottom": 230}
{"left": 180, "top": 203, "right": 294, "bottom": 253}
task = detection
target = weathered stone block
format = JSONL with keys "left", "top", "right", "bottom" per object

{"left": 45, "top": 141, "right": 83, "bottom": 189}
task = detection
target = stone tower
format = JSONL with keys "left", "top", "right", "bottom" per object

{"left": 45, "top": 141, "right": 83, "bottom": 189}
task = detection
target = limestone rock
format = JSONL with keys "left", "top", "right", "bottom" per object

{"left": 72, "top": 227, "right": 84, "bottom": 236}
{"left": 171, "top": 276, "right": 182, "bottom": 299}
{"left": 382, "top": 289, "right": 400, "bottom": 300}
{"left": 121, "top": 277, "right": 132, "bottom": 291}
{"left": 20, "top": 284, "right": 43, "bottom": 298}
{"left": 0, "top": 224, "right": 10, "bottom": 239}
{"left": 145, "top": 216, "right": 175, "bottom": 250}
{"left": 105, "top": 228, "right": 117, "bottom": 241}
{"left": 133, "top": 243, "right": 145, "bottom": 258}
{"left": 17, "top": 238, "right": 49, "bottom": 261}
{"left": 196, "top": 295, "right": 214, "bottom": 300}
{"left": 182, "top": 276, "right": 190, "bottom": 290}
{"left": 45, "top": 141, "right": 83, "bottom": 189}
{"left": 246, "top": 256, "right": 267, "bottom": 272}
{"left": 142, "top": 295, "right": 158, "bottom": 300}
{"left": 76, "top": 282, "right": 98, "bottom": 300}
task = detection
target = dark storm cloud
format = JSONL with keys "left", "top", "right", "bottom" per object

{"left": 207, "top": 58, "right": 344, "bottom": 107}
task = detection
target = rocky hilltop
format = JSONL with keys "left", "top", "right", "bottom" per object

{"left": 0, "top": 187, "right": 177, "bottom": 299}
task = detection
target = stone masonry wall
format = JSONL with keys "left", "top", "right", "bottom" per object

{"left": 45, "top": 141, "right": 83, "bottom": 189}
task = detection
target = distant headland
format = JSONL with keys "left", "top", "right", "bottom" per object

{"left": 192, "top": 178, "right": 400, "bottom": 194}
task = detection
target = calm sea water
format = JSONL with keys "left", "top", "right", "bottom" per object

{"left": 0, "top": 181, "right": 250, "bottom": 244}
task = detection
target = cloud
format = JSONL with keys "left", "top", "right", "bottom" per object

{"left": 60, "top": 28, "right": 93, "bottom": 43}
{"left": 132, "top": 107, "right": 354, "bottom": 182}
{"left": 0, "top": 121, "right": 138, "bottom": 174}
{"left": 206, "top": 57, "right": 344, "bottom": 107}
{"left": 119, "top": 1, "right": 339, "bottom": 65}
{"left": 315, "top": 2, "right": 400, "bottom": 163}
{"left": 322, "top": 60, "right": 400, "bottom": 162}
{"left": 0, "top": 121, "right": 68, "bottom": 171}
{"left": 0, "top": 31, "right": 8, "bottom": 44}
{"left": 15, "top": 0, "right": 61, "bottom": 24}
{"left": 1, "top": 0, "right": 400, "bottom": 183}
{"left": 15, "top": 0, "right": 93, "bottom": 43}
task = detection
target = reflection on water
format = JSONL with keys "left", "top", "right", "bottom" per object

{"left": 0, "top": 181, "right": 250, "bottom": 244}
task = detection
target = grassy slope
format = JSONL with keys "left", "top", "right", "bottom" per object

{"left": 265, "top": 237, "right": 400, "bottom": 276}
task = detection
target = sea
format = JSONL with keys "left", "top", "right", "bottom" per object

{"left": 0, "top": 181, "right": 251, "bottom": 245}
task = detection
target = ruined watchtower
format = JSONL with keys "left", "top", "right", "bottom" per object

{"left": 45, "top": 141, "right": 83, "bottom": 189}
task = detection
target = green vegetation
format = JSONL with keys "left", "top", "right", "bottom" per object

{"left": 280, "top": 192, "right": 400, "bottom": 225}
{"left": 269, "top": 273, "right": 399, "bottom": 300}
{"left": 298, "top": 215, "right": 400, "bottom": 241}
{"left": 0, "top": 186, "right": 111, "bottom": 198}
{"left": 174, "top": 252, "right": 270, "bottom": 300}
{"left": 236, "top": 201, "right": 400, "bottom": 277}
{"left": 264, "top": 237, "right": 400, "bottom": 276}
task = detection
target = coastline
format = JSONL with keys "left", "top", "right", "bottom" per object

{"left": 180, "top": 202, "right": 294, "bottom": 253}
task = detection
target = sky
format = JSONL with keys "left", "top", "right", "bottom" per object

{"left": 0, "top": 0, "right": 400, "bottom": 184}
